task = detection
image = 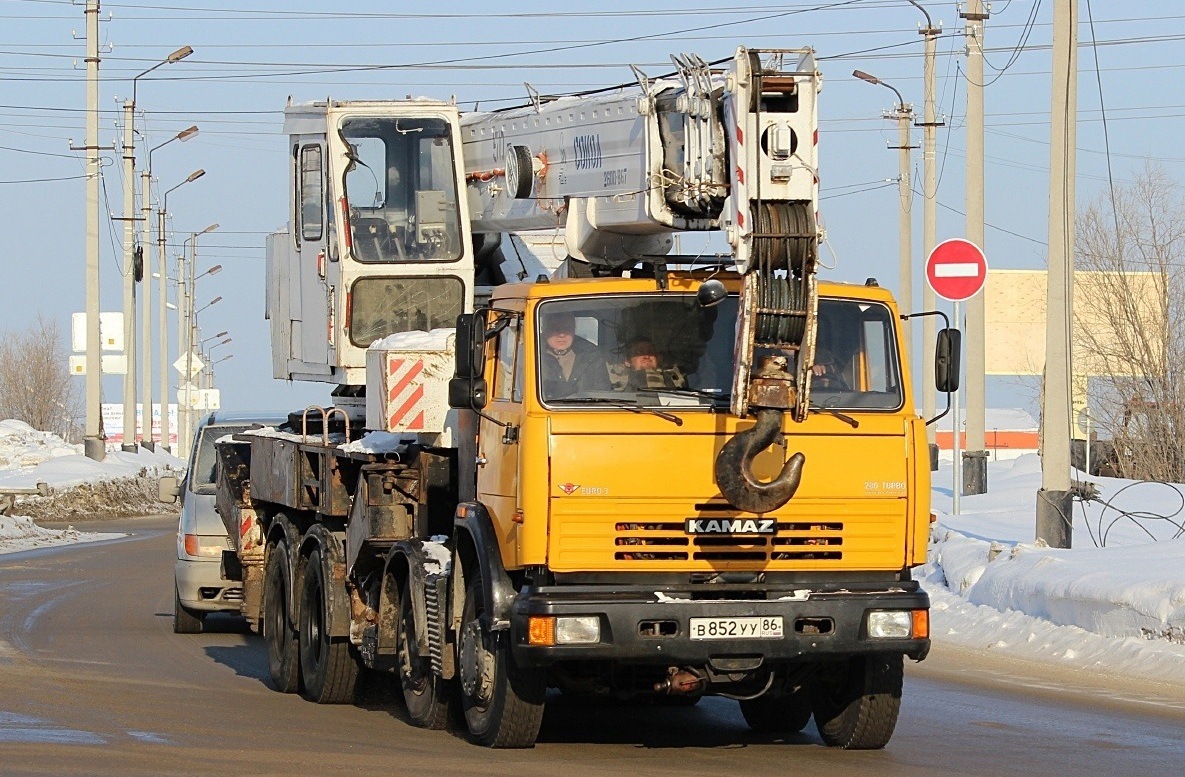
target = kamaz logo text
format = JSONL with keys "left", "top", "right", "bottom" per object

{"left": 685, "top": 518, "right": 776, "bottom": 535}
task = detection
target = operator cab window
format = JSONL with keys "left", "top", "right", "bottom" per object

{"left": 339, "top": 115, "right": 462, "bottom": 263}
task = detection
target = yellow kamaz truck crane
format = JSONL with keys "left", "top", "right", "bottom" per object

{"left": 214, "top": 46, "right": 957, "bottom": 750}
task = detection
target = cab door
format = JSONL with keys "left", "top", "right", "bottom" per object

{"left": 476, "top": 310, "right": 526, "bottom": 565}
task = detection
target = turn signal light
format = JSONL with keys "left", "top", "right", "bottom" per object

{"left": 912, "top": 609, "right": 930, "bottom": 639}
{"left": 528, "top": 616, "right": 555, "bottom": 646}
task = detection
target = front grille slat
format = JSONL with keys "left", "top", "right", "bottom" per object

{"left": 552, "top": 498, "right": 908, "bottom": 571}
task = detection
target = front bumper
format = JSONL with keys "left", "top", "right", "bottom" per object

{"left": 510, "top": 582, "right": 929, "bottom": 666}
{"left": 175, "top": 558, "right": 243, "bottom": 614}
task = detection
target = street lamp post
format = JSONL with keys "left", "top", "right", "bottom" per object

{"left": 909, "top": 0, "right": 943, "bottom": 448}
{"left": 158, "top": 170, "right": 205, "bottom": 452}
{"left": 142, "top": 125, "right": 197, "bottom": 450}
{"left": 121, "top": 45, "right": 193, "bottom": 452}
{"left": 852, "top": 70, "right": 915, "bottom": 336}
{"left": 180, "top": 224, "right": 219, "bottom": 454}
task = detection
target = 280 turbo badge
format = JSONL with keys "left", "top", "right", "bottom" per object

{"left": 685, "top": 518, "right": 776, "bottom": 535}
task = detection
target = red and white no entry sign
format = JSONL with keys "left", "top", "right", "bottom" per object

{"left": 926, "top": 238, "right": 988, "bottom": 302}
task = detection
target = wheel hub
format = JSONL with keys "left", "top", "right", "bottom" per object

{"left": 459, "top": 620, "right": 495, "bottom": 705}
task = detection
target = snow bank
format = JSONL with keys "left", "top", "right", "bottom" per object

{"left": 0, "top": 419, "right": 184, "bottom": 522}
{"left": 0, "top": 419, "right": 80, "bottom": 469}
{"left": 0, "top": 514, "right": 125, "bottom": 555}
{"left": 923, "top": 453, "right": 1185, "bottom": 680}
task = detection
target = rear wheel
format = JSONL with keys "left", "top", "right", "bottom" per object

{"left": 811, "top": 654, "right": 903, "bottom": 749}
{"left": 739, "top": 684, "right": 812, "bottom": 733}
{"left": 263, "top": 542, "right": 300, "bottom": 693}
{"left": 298, "top": 547, "right": 359, "bottom": 703}
{"left": 458, "top": 568, "right": 545, "bottom": 747}
{"left": 173, "top": 587, "right": 204, "bottom": 634}
{"left": 396, "top": 576, "right": 452, "bottom": 728}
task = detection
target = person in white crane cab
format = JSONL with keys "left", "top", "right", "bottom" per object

{"left": 610, "top": 337, "right": 686, "bottom": 391}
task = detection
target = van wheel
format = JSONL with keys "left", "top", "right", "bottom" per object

{"left": 298, "top": 547, "right": 359, "bottom": 703}
{"left": 173, "top": 588, "right": 204, "bottom": 634}
{"left": 263, "top": 542, "right": 300, "bottom": 693}
{"left": 811, "top": 655, "right": 903, "bottom": 749}
{"left": 458, "top": 568, "right": 545, "bottom": 747}
{"left": 396, "top": 578, "right": 452, "bottom": 728}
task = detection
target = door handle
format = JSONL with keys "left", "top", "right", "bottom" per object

{"left": 476, "top": 455, "right": 488, "bottom": 467}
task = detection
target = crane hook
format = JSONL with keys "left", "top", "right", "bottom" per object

{"left": 714, "top": 409, "right": 805, "bottom": 514}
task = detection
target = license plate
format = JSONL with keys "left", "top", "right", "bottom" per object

{"left": 689, "top": 616, "right": 784, "bottom": 640}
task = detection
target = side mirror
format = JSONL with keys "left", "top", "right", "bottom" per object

{"left": 935, "top": 328, "right": 962, "bottom": 393}
{"left": 158, "top": 475, "right": 180, "bottom": 504}
{"left": 448, "top": 377, "right": 488, "bottom": 410}
{"left": 453, "top": 312, "right": 486, "bottom": 379}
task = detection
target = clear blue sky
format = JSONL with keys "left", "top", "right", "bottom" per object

{"left": 1, "top": 0, "right": 1181, "bottom": 417}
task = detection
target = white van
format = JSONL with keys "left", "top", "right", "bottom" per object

{"left": 161, "top": 411, "right": 287, "bottom": 633}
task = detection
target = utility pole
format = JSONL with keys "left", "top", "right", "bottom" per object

{"left": 140, "top": 164, "right": 153, "bottom": 449}
{"left": 962, "top": 0, "right": 990, "bottom": 494}
{"left": 892, "top": 100, "right": 915, "bottom": 331}
{"left": 1038, "top": 0, "right": 1078, "bottom": 548}
{"left": 120, "top": 99, "right": 137, "bottom": 451}
{"left": 81, "top": 0, "right": 104, "bottom": 461}
{"left": 911, "top": 1, "right": 943, "bottom": 451}
{"left": 851, "top": 71, "right": 915, "bottom": 328}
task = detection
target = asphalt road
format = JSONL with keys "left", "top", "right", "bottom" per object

{"left": 0, "top": 516, "right": 1182, "bottom": 776}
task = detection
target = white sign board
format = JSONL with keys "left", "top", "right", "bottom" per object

{"left": 69, "top": 354, "right": 128, "bottom": 375}
{"left": 101, "top": 403, "right": 178, "bottom": 445}
{"left": 71, "top": 312, "right": 125, "bottom": 352}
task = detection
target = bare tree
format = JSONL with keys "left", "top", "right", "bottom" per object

{"left": 1076, "top": 163, "right": 1185, "bottom": 481}
{"left": 0, "top": 314, "right": 81, "bottom": 440}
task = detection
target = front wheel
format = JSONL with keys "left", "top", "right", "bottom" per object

{"left": 811, "top": 654, "right": 903, "bottom": 750}
{"left": 396, "top": 576, "right": 452, "bottom": 728}
{"left": 298, "top": 547, "right": 359, "bottom": 703}
{"left": 458, "top": 568, "right": 545, "bottom": 748}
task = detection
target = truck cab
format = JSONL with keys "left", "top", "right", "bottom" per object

{"left": 446, "top": 273, "right": 930, "bottom": 746}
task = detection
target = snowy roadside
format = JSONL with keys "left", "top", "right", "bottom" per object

{"left": 923, "top": 454, "right": 1185, "bottom": 684}
{"left": 0, "top": 419, "right": 184, "bottom": 554}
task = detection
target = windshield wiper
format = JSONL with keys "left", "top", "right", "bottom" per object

{"left": 557, "top": 397, "right": 683, "bottom": 426}
{"left": 809, "top": 404, "right": 860, "bottom": 428}
{"left": 639, "top": 387, "right": 730, "bottom": 404}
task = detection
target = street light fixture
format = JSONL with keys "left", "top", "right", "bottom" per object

{"left": 156, "top": 168, "right": 206, "bottom": 453}
{"left": 853, "top": 69, "right": 914, "bottom": 359}
{"left": 141, "top": 124, "right": 199, "bottom": 451}
{"left": 119, "top": 44, "right": 194, "bottom": 452}
{"left": 179, "top": 224, "right": 220, "bottom": 454}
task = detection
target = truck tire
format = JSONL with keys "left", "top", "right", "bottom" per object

{"left": 810, "top": 654, "right": 903, "bottom": 750}
{"left": 458, "top": 568, "right": 545, "bottom": 747}
{"left": 396, "top": 579, "right": 452, "bottom": 729}
{"left": 739, "top": 685, "right": 812, "bottom": 733}
{"left": 298, "top": 547, "right": 359, "bottom": 703}
{"left": 173, "top": 588, "right": 204, "bottom": 634}
{"left": 263, "top": 542, "right": 300, "bottom": 693}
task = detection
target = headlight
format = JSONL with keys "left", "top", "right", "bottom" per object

{"left": 555, "top": 616, "right": 601, "bottom": 645}
{"left": 867, "top": 610, "right": 913, "bottom": 639}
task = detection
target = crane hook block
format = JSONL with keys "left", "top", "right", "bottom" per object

{"left": 714, "top": 409, "right": 804, "bottom": 514}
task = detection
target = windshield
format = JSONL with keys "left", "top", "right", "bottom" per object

{"left": 339, "top": 115, "right": 462, "bottom": 263}
{"left": 535, "top": 294, "right": 903, "bottom": 411}
{"left": 537, "top": 294, "right": 736, "bottom": 406}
